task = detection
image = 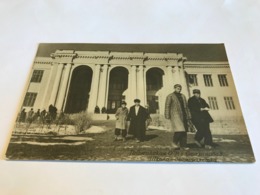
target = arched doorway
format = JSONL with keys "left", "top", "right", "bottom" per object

{"left": 65, "top": 66, "right": 93, "bottom": 113}
{"left": 107, "top": 67, "right": 128, "bottom": 113}
{"left": 146, "top": 68, "right": 164, "bottom": 114}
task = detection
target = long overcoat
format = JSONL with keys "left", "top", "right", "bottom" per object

{"left": 188, "top": 96, "right": 213, "bottom": 124}
{"left": 127, "top": 106, "right": 148, "bottom": 136}
{"left": 115, "top": 107, "right": 129, "bottom": 129}
{"left": 164, "top": 92, "right": 191, "bottom": 132}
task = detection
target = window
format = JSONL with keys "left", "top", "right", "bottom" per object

{"left": 30, "top": 70, "right": 44, "bottom": 83}
{"left": 23, "top": 92, "right": 37, "bottom": 107}
{"left": 218, "top": 74, "right": 228, "bottom": 86}
{"left": 224, "top": 97, "right": 235, "bottom": 110}
{"left": 203, "top": 74, "right": 213, "bottom": 86}
{"left": 188, "top": 74, "right": 198, "bottom": 86}
{"left": 208, "top": 97, "right": 219, "bottom": 110}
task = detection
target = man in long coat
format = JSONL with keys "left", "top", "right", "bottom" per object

{"left": 188, "top": 89, "right": 214, "bottom": 149}
{"left": 127, "top": 99, "right": 149, "bottom": 142}
{"left": 165, "top": 84, "right": 191, "bottom": 149}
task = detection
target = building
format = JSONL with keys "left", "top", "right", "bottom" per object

{"left": 22, "top": 49, "right": 243, "bottom": 125}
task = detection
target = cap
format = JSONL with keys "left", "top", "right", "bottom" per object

{"left": 174, "top": 84, "right": 182, "bottom": 89}
{"left": 193, "top": 89, "right": 201, "bottom": 94}
{"left": 134, "top": 99, "right": 141, "bottom": 103}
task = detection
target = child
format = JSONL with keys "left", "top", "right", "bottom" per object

{"left": 114, "top": 101, "right": 128, "bottom": 141}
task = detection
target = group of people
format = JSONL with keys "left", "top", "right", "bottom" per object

{"left": 18, "top": 104, "right": 60, "bottom": 127}
{"left": 113, "top": 84, "right": 214, "bottom": 150}
{"left": 114, "top": 99, "right": 150, "bottom": 142}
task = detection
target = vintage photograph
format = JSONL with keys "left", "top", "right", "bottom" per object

{"left": 5, "top": 43, "right": 255, "bottom": 163}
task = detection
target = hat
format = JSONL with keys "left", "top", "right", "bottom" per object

{"left": 121, "top": 101, "right": 127, "bottom": 105}
{"left": 134, "top": 99, "right": 141, "bottom": 103}
{"left": 174, "top": 84, "right": 182, "bottom": 89}
{"left": 193, "top": 89, "right": 201, "bottom": 94}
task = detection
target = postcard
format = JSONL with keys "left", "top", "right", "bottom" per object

{"left": 5, "top": 43, "right": 255, "bottom": 163}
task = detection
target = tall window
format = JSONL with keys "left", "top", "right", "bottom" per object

{"left": 188, "top": 74, "right": 198, "bottom": 86}
{"left": 203, "top": 74, "right": 213, "bottom": 87}
{"left": 218, "top": 74, "right": 228, "bottom": 86}
{"left": 23, "top": 92, "right": 37, "bottom": 107}
{"left": 224, "top": 96, "right": 235, "bottom": 110}
{"left": 30, "top": 70, "right": 44, "bottom": 83}
{"left": 208, "top": 97, "right": 219, "bottom": 110}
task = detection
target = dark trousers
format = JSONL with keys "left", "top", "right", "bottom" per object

{"left": 193, "top": 121, "right": 213, "bottom": 146}
{"left": 115, "top": 128, "right": 127, "bottom": 137}
{"left": 173, "top": 132, "right": 187, "bottom": 147}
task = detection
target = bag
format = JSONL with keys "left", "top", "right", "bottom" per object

{"left": 187, "top": 120, "right": 197, "bottom": 133}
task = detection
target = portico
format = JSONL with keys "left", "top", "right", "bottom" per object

{"left": 42, "top": 50, "right": 188, "bottom": 114}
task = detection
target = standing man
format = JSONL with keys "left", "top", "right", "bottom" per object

{"left": 188, "top": 89, "right": 214, "bottom": 149}
{"left": 165, "top": 84, "right": 191, "bottom": 150}
{"left": 127, "top": 99, "right": 149, "bottom": 142}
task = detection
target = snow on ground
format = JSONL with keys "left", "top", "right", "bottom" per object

{"left": 10, "top": 141, "right": 87, "bottom": 146}
{"left": 81, "top": 125, "right": 106, "bottom": 134}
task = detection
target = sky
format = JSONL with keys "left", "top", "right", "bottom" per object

{"left": 36, "top": 43, "right": 228, "bottom": 61}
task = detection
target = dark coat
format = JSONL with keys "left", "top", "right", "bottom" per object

{"left": 165, "top": 92, "right": 191, "bottom": 132}
{"left": 188, "top": 96, "right": 214, "bottom": 124}
{"left": 127, "top": 105, "right": 149, "bottom": 136}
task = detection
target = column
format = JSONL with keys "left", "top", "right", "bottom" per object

{"left": 137, "top": 65, "right": 145, "bottom": 105}
{"left": 88, "top": 64, "right": 101, "bottom": 113}
{"left": 130, "top": 65, "right": 137, "bottom": 102}
{"left": 55, "top": 63, "right": 72, "bottom": 111}
{"left": 97, "top": 64, "right": 108, "bottom": 109}
{"left": 125, "top": 70, "right": 132, "bottom": 106}
{"left": 48, "top": 63, "right": 64, "bottom": 106}
{"left": 179, "top": 61, "right": 190, "bottom": 98}
{"left": 40, "top": 64, "right": 54, "bottom": 109}
{"left": 166, "top": 65, "right": 174, "bottom": 92}
{"left": 173, "top": 65, "right": 181, "bottom": 85}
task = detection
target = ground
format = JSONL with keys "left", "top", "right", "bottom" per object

{"left": 5, "top": 120, "right": 255, "bottom": 163}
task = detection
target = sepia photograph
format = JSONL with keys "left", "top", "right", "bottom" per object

{"left": 5, "top": 43, "right": 255, "bottom": 163}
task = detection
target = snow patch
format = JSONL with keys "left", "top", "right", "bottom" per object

{"left": 10, "top": 141, "right": 87, "bottom": 146}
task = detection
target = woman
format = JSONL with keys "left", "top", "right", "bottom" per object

{"left": 114, "top": 101, "right": 128, "bottom": 141}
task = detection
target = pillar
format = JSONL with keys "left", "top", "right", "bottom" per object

{"left": 88, "top": 64, "right": 101, "bottom": 113}
{"left": 40, "top": 64, "right": 54, "bottom": 109}
{"left": 125, "top": 70, "right": 132, "bottom": 107}
{"left": 137, "top": 65, "right": 145, "bottom": 105}
{"left": 173, "top": 65, "right": 181, "bottom": 85}
{"left": 130, "top": 65, "right": 137, "bottom": 103}
{"left": 49, "top": 63, "right": 64, "bottom": 106}
{"left": 166, "top": 65, "right": 174, "bottom": 92}
{"left": 179, "top": 61, "right": 190, "bottom": 98}
{"left": 55, "top": 63, "right": 72, "bottom": 111}
{"left": 97, "top": 64, "right": 108, "bottom": 109}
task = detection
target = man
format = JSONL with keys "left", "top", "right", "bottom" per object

{"left": 27, "top": 108, "right": 34, "bottom": 124}
{"left": 165, "top": 84, "right": 191, "bottom": 150}
{"left": 188, "top": 89, "right": 214, "bottom": 149}
{"left": 127, "top": 99, "right": 149, "bottom": 142}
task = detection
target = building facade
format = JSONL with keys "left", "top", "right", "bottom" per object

{"left": 22, "top": 49, "right": 242, "bottom": 122}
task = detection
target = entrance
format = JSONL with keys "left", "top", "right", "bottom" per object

{"left": 146, "top": 68, "right": 164, "bottom": 114}
{"left": 107, "top": 67, "right": 128, "bottom": 113}
{"left": 65, "top": 66, "right": 93, "bottom": 113}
